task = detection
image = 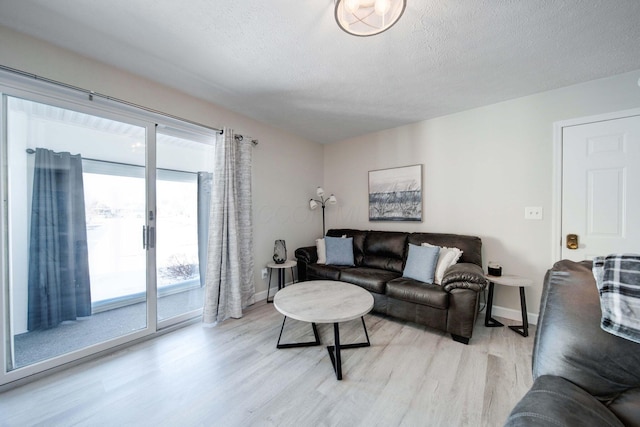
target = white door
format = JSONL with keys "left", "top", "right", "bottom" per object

{"left": 561, "top": 115, "right": 640, "bottom": 260}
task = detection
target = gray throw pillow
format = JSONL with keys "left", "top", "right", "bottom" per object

{"left": 325, "top": 236, "right": 355, "bottom": 266}
{"left": 403, "top": 243, "right": 439, "bottom": 283}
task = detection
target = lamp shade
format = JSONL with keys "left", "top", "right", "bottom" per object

{"left": 327, "top": 194, "right": 337, "bottom": 204}
{"left": 335, "top": 0, "right": 406, "bottom": 36}
{"left": 309, "top": 199, "right": 318, "bottom": 209}
{"left": 316, "top": 187, "right": 325, "bottom": 197}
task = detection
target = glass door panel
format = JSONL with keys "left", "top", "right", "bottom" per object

{"left": 5, "top": 96, "right": 149, "bottom": 370}
{"left": 155, "top": 127, "right": 215, "bottom": 323}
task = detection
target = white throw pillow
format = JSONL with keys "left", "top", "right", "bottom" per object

{"left": 422, "top": 243, "right": 463, "bottom": 284}
{"left": 316, "top": 238, "right": 326, "bottom": 264}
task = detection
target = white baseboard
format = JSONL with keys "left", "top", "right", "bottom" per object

{"left": 254, "top": 289, "right": 268, "bottom": 302}
{"left": 254, "top": 288, "right": 270, "bottom": 302}
{"left": 489, "top": 305, "right": 538, "bottom": 326}
{"left": 255, "top": 285, "right": 539, "bottom": 325}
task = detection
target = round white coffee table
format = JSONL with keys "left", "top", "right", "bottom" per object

{"left": 273, "top": 280, "right": 374, "bottom": 380}
{"left": 484, "top": 274, "right": 533, "bottom": 337}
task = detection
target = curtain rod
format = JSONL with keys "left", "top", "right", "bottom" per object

{"left": 25, "top": 148, "right": 199, "bottom": 176}
{"left": 234, "top": 134, "right": 259, "bottom": 146}
{"left": 0, "top": 64, "right": 223, "bottom": 135}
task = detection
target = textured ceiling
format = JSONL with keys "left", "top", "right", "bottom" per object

{"left": 1, "top": 0, "right": 639, "bottom": 144}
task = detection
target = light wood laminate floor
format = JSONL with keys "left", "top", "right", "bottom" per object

{"left": 0, "top": 301, "right": 534, "bottom": 426}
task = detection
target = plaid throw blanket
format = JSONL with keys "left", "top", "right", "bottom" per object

{"left": 593, "top": 254, "right": 640, "bottom": 344}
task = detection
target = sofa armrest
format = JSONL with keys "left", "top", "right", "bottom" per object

{"left": 505, "top": 375, "right": 625, "bottom": 427}
{"left": 294, "top": 246, "right": 318, "bottom": 264}
{"left": 442, "top": 263, "right": 488, "bottom": 292}
{"left": 295, "top": 245, "right": 318, "bottom": 282}
{"left": 532, "top": 260, "right": 640, "bottom": 396}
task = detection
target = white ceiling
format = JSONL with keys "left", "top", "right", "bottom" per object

{"left": 1, "top": 0, "right": 639, "bottom": 144}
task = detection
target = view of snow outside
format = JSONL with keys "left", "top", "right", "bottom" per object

{"left": 84, "top": 172, "right": 199, "bottom": 302}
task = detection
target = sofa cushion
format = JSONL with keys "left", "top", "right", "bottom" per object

{"left": 327, "top": 229, "right": 367, "bottom": 265}
{"left": 324, "top": 236, "right": 355, "bottom": 266}
{"left": 402, "top": 243, "right": 439, "bottom": 283}
{"left": 361, "top": 231, "right": 407, "bottom": 273}
{"left": 338, "top": 267, "right": 400, "bottom": 294}
{"left": 316, "top": 238, "right": 326, "bottom": 264}
{"left": 306, "top": 263, "right": 347, "bottom": 281}
{"left": 422, "top": 243, "right": 463, "bottom": 284}
{"left": 386, "top": 277, "right": 448, "bottom": 309}
{"left": 504, "top": 375, "right": 624, "bottom": 427}
{"left": 409, "top": 233, "right": 482, "bottom": 267}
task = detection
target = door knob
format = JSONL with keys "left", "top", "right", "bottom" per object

{"left": 566, "top": 234, "right": 579, "bottom": 250}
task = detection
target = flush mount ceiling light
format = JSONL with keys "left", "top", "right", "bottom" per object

{"left": 335, "top": 0, "right": 406, "bottom": 36}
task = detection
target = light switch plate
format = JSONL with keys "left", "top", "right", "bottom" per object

{"left": 524, "top": 206, "right": 543, "bottom": 220}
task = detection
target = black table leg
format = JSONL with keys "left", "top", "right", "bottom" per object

{"left": 331, "top": 323, "right": 342, "bottom": 380}
{"left": 327, "top": 316, "right": 371, "bottom": 380}
{"left": 276, "top": 316, "right": 321, "bottom": 348}
{"left": 484, "top": 281, "right": 504, "bottom": 328}
{"left": 266, "top": 268, "right": 274, "bottom": 303}
{"left": 278, "top": 268, "right": 284, "bottom": 291}
{"left": 508, "top": 286, "right": 529, "bottom": 337}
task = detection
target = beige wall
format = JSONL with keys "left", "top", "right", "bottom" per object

{"left": 0, "top": 25, "right": 324, "bottom": 301}
{"left": 4, "top": 24, "right": 640, "bottom": 319}
{"left": 324, "top": 70, "right": 640, "bottom": 318}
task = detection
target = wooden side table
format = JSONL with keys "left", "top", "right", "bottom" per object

{"left": 484, "top": 274, "right": 533, "bottom": 337}
{"left": 266, "top": 260, "right": 297, "bottom": 303}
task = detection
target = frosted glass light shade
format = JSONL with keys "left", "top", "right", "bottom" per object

{"left": 316, "top": 187, "right": 325, "bottom": 197}
{"left": 327, "top": 194, "right": 337, "bottom": 204}
{"left": 335, "top": 0, "right": 406, "bottom": 36}
{"left": 375, "top": 0, "right": 391, "bottom": 15}
{"left": 345, "top": 0, "right": 360, "bottom": 13}
{"left": 309, "top": 199, "right": 318, "bottom": 209}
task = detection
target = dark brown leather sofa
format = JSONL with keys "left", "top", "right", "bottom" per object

{"left": 294, "top": 229, "right": 487, "bottom": 344}
{"left": 504, "top": 260, "right": 640, "bottom": 426}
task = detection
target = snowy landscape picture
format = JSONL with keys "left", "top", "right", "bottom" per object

{"left": 368, "top": 164, "right": 422, "bottom": 221}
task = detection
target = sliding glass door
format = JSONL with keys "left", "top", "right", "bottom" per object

{"left": 155, "top": 127, "right": 214, "bottom": 325}
{"left": 4, "top": 95, "right": 152, "bottom": 371}
{"left": 1, "top": 83, "right": 216, "bottom": 384}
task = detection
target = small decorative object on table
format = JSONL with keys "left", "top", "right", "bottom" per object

{"left": 488, "top": 261, "right": 502, "bottom": 276}
{"left": 273, "top": 239, "right": 287, "bottom": 264}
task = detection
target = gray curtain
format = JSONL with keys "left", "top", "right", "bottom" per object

{"left": 203, "top": 128, "right": 255, "bottom": 325}
{"left": 197, "top": 172, "right": 212, "bottom": 288}
{"left": 27, "top": 148, "right": 92, "bottom": 330}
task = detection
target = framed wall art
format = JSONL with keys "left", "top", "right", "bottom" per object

{"left": 368, "top": 164, "right": 422, "bottom": 222}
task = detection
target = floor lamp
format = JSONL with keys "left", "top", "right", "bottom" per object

{"left": 309, "top": 187, "right": 337, "bottom": 236}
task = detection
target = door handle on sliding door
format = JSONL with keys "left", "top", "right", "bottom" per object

{"left": 142, "top": 225, "right": 155, "bottom": 249}
{"left": 147, "top": 226, "right": 155, "bottom": 249}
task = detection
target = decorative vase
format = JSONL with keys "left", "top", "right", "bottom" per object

{"left": 273, "top": 240, "right": 287, "bottom": 264}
